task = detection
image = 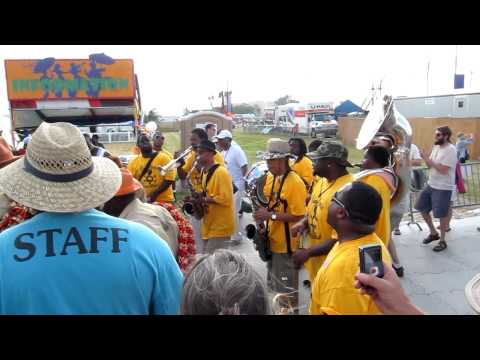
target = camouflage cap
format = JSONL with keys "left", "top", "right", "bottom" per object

{"left": 306, "top": 141, "right": 353, "bottom": 167}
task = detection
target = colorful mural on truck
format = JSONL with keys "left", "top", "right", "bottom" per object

{"left": 5, "top": 54, "right": 135, "bottom": 101}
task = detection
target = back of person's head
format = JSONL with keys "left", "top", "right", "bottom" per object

{"left": 192, "top": 128, "right": 208, "bottom": 141}
{"left": 308, "top": 139, "right": 323, "bottom": 152}
{"left": 437, "top": 126, "right": 452, "bottom": 142}
{"left": 341, "top": 181, "right": 383, "bottom": 226}
{"left": 289, "top": 137, "right": 307, "bottom": 158}
{"left": 366, "top": 146, "right": 390, "bottom": 168}
{"left": 182, "top": 249, "right": 270, "bottom": 315}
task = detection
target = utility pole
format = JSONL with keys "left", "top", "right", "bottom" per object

{"left": 427, "top": 61, "right": 430, "bottom": 96}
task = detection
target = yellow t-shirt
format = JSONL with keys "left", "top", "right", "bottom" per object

{"left": 160, "top": 149, "right": 173, "bottom": 159}
{"left": 290, "top": 156, "right": 314, "bottom": 189}
{"left": 200, "top": 165, "right": 235, "bottom": 239}
{"left": 127, "top": 153, "right": 176, "bottom": 202}
{"left": 263, "top": 171, "right": 307, "bottom": 254}
{"left": 305, "top": 173, "right": 354, "bottom": 282}
{"left": 309, "top": 233, "right": 392, "bottom": 315}
{"left": 359, "top": 174, "right": 391, "bottom": 246}
{"left": 182, "top": 150, "right": 225, "bottom": 192}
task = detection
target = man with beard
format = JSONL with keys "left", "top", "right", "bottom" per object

{"left": 415, "top": 126, "right": 457, "bottom": 252}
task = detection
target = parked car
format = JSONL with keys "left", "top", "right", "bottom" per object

{"left": 310, "top": 119, "right": 338, "bottom": 138}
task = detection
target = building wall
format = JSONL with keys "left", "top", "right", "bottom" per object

{"left": 394, "top": 93, "right": 480, "bottom": 118}
{"left": 338, "top": 116, "right": 480, "bottom": 160}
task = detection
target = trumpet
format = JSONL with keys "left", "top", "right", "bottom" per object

{"left": 159, "top": 146, "right": 193, "bottom": 175}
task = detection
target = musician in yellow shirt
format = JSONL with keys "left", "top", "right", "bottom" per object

{"left": 127, "top": 134, "right": 175, "bottom": 203}
{"left": 356, "top": 146, "right": 396, "bottom": 247}
{"left": 310, "top": 181, "right": 392, "bottom": 315}
{"left": 177, "top": 128, "right": 225, "bottom": 193}
{"left": 291, "top": 141, "right": 354, "bottom": 282}
{"left": 253, "top": 138, "right": 307, "bottom": 311}
{"left": 307, "top": 139, "right": 324, "bottom": 192}
{"left": 197, "top": 140, "right": 235, "bottom": 253}
{"left": 153, "top": 131, "right": 173, "bottom": 159}
{"left": 289, "top": 138, "right": 314, "bottom": 190}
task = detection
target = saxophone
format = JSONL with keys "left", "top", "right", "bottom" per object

{"left": 182, "top": 159, "right": 208, "bottom": 220}
{"left": 245, "top": 173, "right": 272, "bottom": 262}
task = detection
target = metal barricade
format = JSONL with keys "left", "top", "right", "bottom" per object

{"left": 409, "top": 161, "right": 480, "bottom": 215}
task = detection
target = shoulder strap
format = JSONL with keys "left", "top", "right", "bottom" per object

{"left": 268, "top": 171, "right": 293, "bottom": 255}
{"left": 202, "top": 164, "right": 221, "bottom": 191}
{"left": 138, "top": 153, "right": 158, "bottom": 182}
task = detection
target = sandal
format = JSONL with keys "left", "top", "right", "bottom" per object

{"left": 392, "top": 264, "right": 404, "bottom": 277}
{"left": 433, "top": 241, "right": 447, "bottom": 252}
{"left": 422, "top": 233, "right": 440, "bottom": 244}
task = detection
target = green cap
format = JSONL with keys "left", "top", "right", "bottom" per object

{"left": 306, "top": 141, "right": 353, "bottom": 168}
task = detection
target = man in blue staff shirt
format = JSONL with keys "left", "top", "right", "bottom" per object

{"left": 0, "top": 122, "right": 183, "bottom": 315}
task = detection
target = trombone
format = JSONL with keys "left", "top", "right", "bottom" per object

{"left": 158, "top": 146, "right": 193, "bottom": 175}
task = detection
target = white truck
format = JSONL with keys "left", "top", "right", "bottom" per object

{"left": 273, "top": 102, "right": 337, "bottom": 137}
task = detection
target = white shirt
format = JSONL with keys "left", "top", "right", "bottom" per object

{"left": 410, "top": 144, "right": 421, "bottom": 160}
{"left": 427, "top": 143, "right": 458, "bottom": 191}
{"left": 222, "top": 141, "right": 248, "bottom": 191}
{"left": 119, "top": 198, "right": 179, "bottom": 256}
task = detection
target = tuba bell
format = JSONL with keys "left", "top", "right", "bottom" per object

{"left": 356, "top": 94, "right": 413, "bottom": 209}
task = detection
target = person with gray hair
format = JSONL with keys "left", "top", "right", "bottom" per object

{"left": 182, "top": 249, "right": 271, "bottom": 315}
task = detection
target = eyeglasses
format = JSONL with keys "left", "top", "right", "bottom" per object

{"left": 332, "top": 191, "right": 350, "bottom": 217}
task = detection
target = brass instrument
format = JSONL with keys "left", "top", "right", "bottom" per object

{"left": 159, "top": 146, "right": 193, "bottom": 175}
{"left": 244, "top": 161, "right": 272, "bottom": 262}
{"left": 356, "top": 94, "right": 412, "bottom": 207}
{"left": 181, "top": 158, "right": 208, "bottom": 220}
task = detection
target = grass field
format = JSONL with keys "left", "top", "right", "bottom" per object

{"left": 105, "top": 129, "right": 365, "bottom": 167}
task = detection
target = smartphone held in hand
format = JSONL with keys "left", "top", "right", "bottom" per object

{"left": 359, "top": 244, "right": 384, "bottom": 278}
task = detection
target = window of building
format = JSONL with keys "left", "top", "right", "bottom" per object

{"left": 458, "top": 100, "right": 464, "bottom": 108}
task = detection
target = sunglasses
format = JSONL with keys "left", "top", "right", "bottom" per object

{"left": 332, "top": 191, "right": 350, "bottom": 217}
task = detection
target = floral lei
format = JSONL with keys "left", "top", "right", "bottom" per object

{"left": 0, "top": 201, "right": 36, "bottom": 233}
{"left": 154, "top": 201, "right": 196, "bottom": 273}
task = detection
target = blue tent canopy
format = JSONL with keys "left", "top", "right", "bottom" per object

{"left": 334, "top": 100, "right": 364, "bottom": 116}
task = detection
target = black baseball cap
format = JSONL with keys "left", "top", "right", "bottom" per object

{"left": 198, "top": 140, "right": 217, "bottom": 153}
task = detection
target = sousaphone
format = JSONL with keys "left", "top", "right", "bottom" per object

{"left": 356, "top": 94, "right": 413, "bottom": 208}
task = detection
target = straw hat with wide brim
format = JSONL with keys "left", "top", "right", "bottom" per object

{"left": 0, "top": 122, "right": 121, "bottom": 213}
{"left": 465, "top": 273, "right": 480, "bottom": 314}
{"left": 262, "top": 138, "right": 294, "bottom": 160}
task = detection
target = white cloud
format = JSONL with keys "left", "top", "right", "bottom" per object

{"left": 1, "top": 45, "right": 480, "bottom": 116}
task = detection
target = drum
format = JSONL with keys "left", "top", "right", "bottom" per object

{"left": 245, "top": 161, "right": 269, "bottom": 188}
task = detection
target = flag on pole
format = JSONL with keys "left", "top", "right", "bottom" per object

{"left": 227, "top": 92, "right": 232, "bottom": 113}
{"left": 454, "top": 74, "right": 465, "bottom": 89}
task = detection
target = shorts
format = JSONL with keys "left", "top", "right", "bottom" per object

{"left": 414, "top": 185, "right": 452, "bottom": 219}
{"left": 203, "top": 237, "right": 231, "bottom": 254}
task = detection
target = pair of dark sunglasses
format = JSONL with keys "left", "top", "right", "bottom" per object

{"left": 331, "top": 184, "right": 371, "bottom": 224}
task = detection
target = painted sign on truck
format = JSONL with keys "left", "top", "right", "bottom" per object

{"left": 5, "top": 54, "right": 135, "bottom": 101}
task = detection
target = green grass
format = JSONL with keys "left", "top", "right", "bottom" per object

{"left": 232, "top": 129, "right": 364, "bottom": 167}
{"left": 104, "top": 129, "right": 364, "bottom": 169}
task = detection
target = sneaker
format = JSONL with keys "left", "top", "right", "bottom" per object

{"left": 394, "top": 228, "right": 401, "bottom": 235}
